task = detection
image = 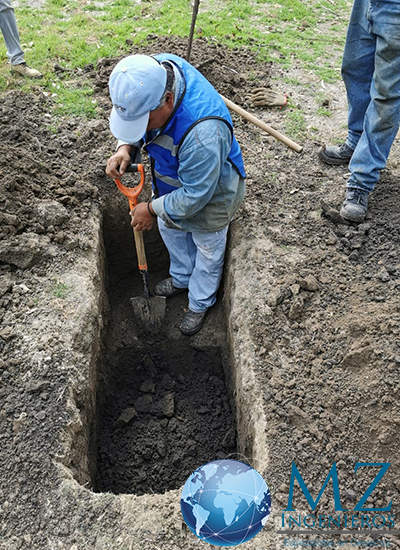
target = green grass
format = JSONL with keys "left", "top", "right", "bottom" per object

{"left": 0, "top": 0, "right": 351, "bottom": 117}
{"left": 317, "top": 107, "right": 332, "bottom": 117}
{"left": 285, "top": 106, "right": 307, "bottom": 142}
{"left": 50, "top": 280, "right": 70, "bottom": 299}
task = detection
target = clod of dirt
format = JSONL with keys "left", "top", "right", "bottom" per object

{"left": 320, "top": 199, "right": 343, "bottom": 223}
{"left": 35, "top": 200, "right": 69, "bottom": 227}
{"left": 0, "top": 233, "right": 57, "bottom": 269}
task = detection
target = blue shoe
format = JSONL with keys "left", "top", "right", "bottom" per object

{"left": 319, "top": 142, "right": 354, "bottom": 165}
{"left": 340, "top": 187, "right": 369, "bottom": 223}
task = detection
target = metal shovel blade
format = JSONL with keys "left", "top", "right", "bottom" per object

{"left": 130, "top": 295, "right": 166, "bottom": 327}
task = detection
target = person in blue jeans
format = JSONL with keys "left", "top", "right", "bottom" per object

{"left": 319, "top": 0, "right": 400, "bottom": 222}
{"left": 0, "top": 0, "right": 41, "bottom": 77}
{"left": 106, "top": 54, "right": 246, "bottom": 335}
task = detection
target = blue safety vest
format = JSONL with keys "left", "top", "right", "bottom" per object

{"left": 144, "top": 53, "right": 246, "bottom": 197}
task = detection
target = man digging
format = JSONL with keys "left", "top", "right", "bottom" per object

{"left": 106, "top": 53, "right": 246, "bottom": 335}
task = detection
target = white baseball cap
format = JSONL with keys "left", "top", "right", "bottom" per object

{"left": 109, "top": 55, "right": 167, "bottom": 142}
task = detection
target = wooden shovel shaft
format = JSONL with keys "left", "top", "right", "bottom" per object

{"left": 133, "top": 227, "right": 151, "bottom": 300}
{"left": 133, "top": 227, "right": 147, "bottom": 271}
{"left": 220, "top": 94, "right": 303, "bottom": 153}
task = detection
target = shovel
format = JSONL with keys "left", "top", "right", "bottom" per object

{"left": 114, "top": 164, "right": 166, "bottom": 327}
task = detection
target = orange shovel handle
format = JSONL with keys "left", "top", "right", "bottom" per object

{"left": 114, "top": 163, "right": 148, "bottom": 272}
{"left": 114, "top": 163, "right": 145, "bottom": 211}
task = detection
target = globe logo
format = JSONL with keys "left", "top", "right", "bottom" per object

{"left": 181, "top": 459, "right": 271, "bottom": 546}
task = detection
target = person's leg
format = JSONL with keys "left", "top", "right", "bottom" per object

{"left": 347, "top": 0, "right": 400, "bottom": 193}
{"left": 157, "top": 218, "right": 196, "bottom": 289}
{"left": 342, "top": 0, "right": 376, "bottom": 151}
{"left": 341, "top": 1, "right": 400, "bottom": 222}
{"left": 188, "top": 226, "right": 229, "bottom": 314}
{"left": 0, "top": 0, "right": 24, "bottom": 65}
{"left": 319, "top": 0, "right": 374, "bottom": 165}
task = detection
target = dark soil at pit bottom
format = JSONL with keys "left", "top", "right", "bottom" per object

{"left": 95, "top": 343, "right": 237, "bottom": 496}
{"left": 94, "top": 198, "right": 237, "bottom": 496}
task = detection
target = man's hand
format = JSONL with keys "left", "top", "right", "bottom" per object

{"left": 106, "top": 145, "right": 134, "bottom": 179}
{"left": 130, "top": 203, "right": 156, "bottom": 232}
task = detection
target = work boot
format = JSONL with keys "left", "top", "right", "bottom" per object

{"left": 180, "top": 309, "right": 207, "bottom": 336}
{"left": 155, "top": 277, "right": 187, "bottom": 298}
{"left": 319, "top": 142, "right": 354, "bottom": 165}
{"left": 340, "top": 187, "right": 369, "bottom": 223}
{"left": 11, "top": 62, "right": 42, "bottom": 79}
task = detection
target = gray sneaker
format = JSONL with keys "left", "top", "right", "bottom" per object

{"left": 319, "top": 142, "right": 354, "bottom": 165}
{"left": 155, "top": 277, "right": 187, "bottom": 298}
{"left": 180, "top": 309, "right": 207, "bottom": 336}
{"left": 340, "top": 187, "right": 369, "bottom": 223}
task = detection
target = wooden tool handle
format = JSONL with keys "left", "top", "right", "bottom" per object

{"left": 220, "top": 94, "right": 303, "bottom": 153}
{"left": 133, "top": 228, "right": 147, "bottom": 271}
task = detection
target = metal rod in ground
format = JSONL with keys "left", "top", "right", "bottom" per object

{"left": 186, "top": 0, "right": 200, "bottom": 62}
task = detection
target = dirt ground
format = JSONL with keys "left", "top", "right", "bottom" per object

{"left": 1, "top": 34, "right": 400, "bottom": 550}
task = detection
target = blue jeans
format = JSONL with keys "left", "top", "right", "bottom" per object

{"left": 158, "top": 218, "right": 229, "bottom": 313}
{"left": 0, "top": 0, "right": 24, "bottom": 65}
{"left": 342, "top": 0, "right": 400, "bottom": 193}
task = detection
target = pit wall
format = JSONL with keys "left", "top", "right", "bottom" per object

{"left": 58, "top": 210, "right": 109, "bottom": 487}
{"left": 56, "top": 214, "right": 273, "bottom": 549}
{"left": 224, "top": 230, "right": 269, "bottom": 476}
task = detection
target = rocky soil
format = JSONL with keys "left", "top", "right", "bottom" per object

{"left": 0, "top": 34, "right": 400, "bottom": 550}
